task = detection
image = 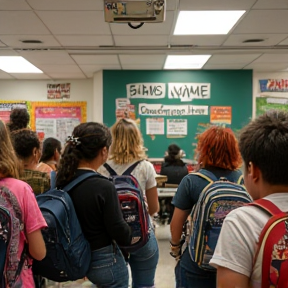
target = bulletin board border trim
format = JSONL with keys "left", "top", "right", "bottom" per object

{"left": 30, "top": 101, "right": 87, "bottom": 131}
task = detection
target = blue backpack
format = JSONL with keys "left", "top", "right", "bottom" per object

{"left": 188, "top": 169, "right": 252, "bottom": 270}
{"left": 32, "top": 173, "right": 95, "bottom": 282}
{"left": 0, "top": 185, "right": 27, "bottom": 288}
{"left": 104, "top": 161, "right": 150, "bottom": 253}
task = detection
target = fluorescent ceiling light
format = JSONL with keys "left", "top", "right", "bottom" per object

{"left": 164, "top": 55, "right": 211, "bottom": 69}
{"left": 0, "top": 56, "right": 43, "bottom": 73}
{"left": 174, "top": 10, "right": 246, "bottom": 35}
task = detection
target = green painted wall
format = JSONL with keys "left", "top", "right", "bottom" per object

{"left": 103, "top": 70, "right": 252, "bottom": 160}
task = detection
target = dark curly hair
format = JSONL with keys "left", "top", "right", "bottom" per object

{"left": 164, "top": 144, "right": 185, "bottom": 166}
{"left": 10, "top": 129, "right": 40, "bottom": 159}
{"left": 7, "top": 108, "right": 30, "bottom": 132}
{"left": 56, "top": 122, "right": 112, "bottom": 188}
{"left": 40, "top": 137, "right": 62, "bottom": 162}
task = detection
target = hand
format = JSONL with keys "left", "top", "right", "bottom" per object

{"left": 170, "top": 244, "right": 181, "bottom": 261}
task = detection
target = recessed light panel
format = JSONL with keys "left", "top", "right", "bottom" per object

{"left": 174, "top": 11, "right": 246, "bottom": 35}
{"left": 0, "top": 56, "right": 43, "bottom": 73}
{"left": 164, "top": 55, "right": 211, "bottom": 69}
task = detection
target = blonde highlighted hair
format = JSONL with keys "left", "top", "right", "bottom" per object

{"left": 0, "top": 120, "right": 20, "bottom": 178}
{"left": 109, "top": 118, "right": 146, "bottom": 164}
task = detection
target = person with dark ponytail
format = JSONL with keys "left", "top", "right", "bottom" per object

{"left": 6, "top": 108, "right": 30, "bottom": 132}
{"left": 56, "top": 122, "right": 132, "bottom": 288}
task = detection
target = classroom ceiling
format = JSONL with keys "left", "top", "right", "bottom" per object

{"left": 1, "top": 0, "right": 288, "bottom": 80}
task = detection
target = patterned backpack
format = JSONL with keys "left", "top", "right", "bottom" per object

{"left": 103, "top": 161, "right": 150, "bottom": 253}
{"left": 188, "top": 169, "right": 252, "bottom": 270}
{"left": 251, "top": 199, "right": 288, "bottom": 288}
{"left": 0, "top": 185, "right": 27, "bottom": 288}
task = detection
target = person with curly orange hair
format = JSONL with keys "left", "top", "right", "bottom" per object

{"left": 170, "top": 125, "right": 244, "bottom": 288}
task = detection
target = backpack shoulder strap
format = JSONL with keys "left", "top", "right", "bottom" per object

{"left": 103, "top": 163, "right": 118, "bottom": 176}
{"left": 237, "top": 174, "right": 244, "bottom": 185}
{"left": 50, "top": 170, "right": 57, "bottom": 189}
{"left": 63, "top": 172, "right": 97, "bottom": 192}
{"left": 192, "top": 169, "right": 218, "bottom": 183}
{"left": 122, "top": 160, "right": 142, "bottom": 176}
{"left": 249, "top": 198, "right": 283, "bottom": 216}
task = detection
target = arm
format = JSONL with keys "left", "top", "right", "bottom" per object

{"left": 217, "top": 267, "right": 250, "bottom": 288}
{"left": 146, "top": 186, "right": 159, "bottom": 216}
{"left": 170, "top": 207, "right": 190, "bottom": 245}
{"left": 27, "top": 229, "right": 46, "bottom": 261}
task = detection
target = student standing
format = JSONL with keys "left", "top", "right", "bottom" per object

{"left": 170, "top": 126, "right": 244, "bottom": 288}
{"left": 56, "top": 122, "right": 132, "bottom": 288}
{"left": 98, "top": 118, "right": 159, "bottom": 288}
{"left": 0, "top": 120, "right": 46, "bottom": 287}
{"left": 210, "top": 110, "right": 288, "bottom": 288}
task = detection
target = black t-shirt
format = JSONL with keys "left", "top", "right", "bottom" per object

{"left": 68, "top": 169, "right": 132, "bottom": 250}
{"left": 160, "top": 162, "right": 189, "bottom": 185}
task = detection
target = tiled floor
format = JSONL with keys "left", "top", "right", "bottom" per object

{"left": 46, "top": 224, "right": 175, "bottom": 288}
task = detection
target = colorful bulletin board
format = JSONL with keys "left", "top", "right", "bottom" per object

{"left": 103, "top": 70, "right": 253, "bottom": 159}
{"left": 0, "top": 101, "right": 30, "bottom": 123}
{"left": 31, "top": 102, "right": 87, "bottom": 143}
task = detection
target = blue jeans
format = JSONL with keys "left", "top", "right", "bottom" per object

{"left": 129, "top": 230, "right": 159, "bottom": 288}
{"left": 175, "top": 248, "right": 216, "bottom": 288}
{"left": 86, "top": 243, "right": 129, "bottom": 288}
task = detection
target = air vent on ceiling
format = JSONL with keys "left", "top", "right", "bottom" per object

{"left": 242, "top": 39, "right": 265, "bottom": 43}
{"left": 21, "top": 40, "right": 43, "bottom": 44}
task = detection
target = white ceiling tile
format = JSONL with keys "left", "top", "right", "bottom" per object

{"left": 71, "top": 55, "right": 119, "bottom": 65}
{"left": 244, "top": 63, "right": 288, "bottom": 71}
{"left": 179, "top": 0, "right": 256, "bottom": 10}
{"left": 40, "top": 65, "right": 83, "bottom": 74}
{"left": 46, "top": 72, "right": 86, "bottom": 79}
{"left": 0, "top": 11, "right": 50, "bottom": 34}
{"left": 208, "top": 54, "right": 261, "bottom": 64}
{"left": 203, "top": 64, "right": 247, "bottom": 69}
{"left": 234, "top": 10, "right": 288, "bottom": 34}
{"left": 254, "top": 54, "right": 288, "bottom": 63}
{"left": 115, "top": 36, "right": 169, "bottom": 46}
{"left": 9, "top": 73, "right": 51, "bottom": 79}
{"left": 166, "top": 0, "right": 177, "bottom": 10}
{"left": 122, "top": 64, "right": 163, "bottom": 70}
{"left": 0, "top": 35, "right": 61, "bottom": 48}
{"left": 27, "top": 0, "right": 103, "bottom": 11}
{"left": 277, "top": 37, "right": 288, "bottom": 46}
{"left": 119, "top": 55, "right": 166, "bottom": 65}
{"left": 0, "top": 41, "right": 6, "bottom": 47}
{"left": 223, "top": 34, "right": 288, "bottom": 46}
{"left": 252, "top": 0, "right": 288, "bottom": 9}
{"left": 110, "top": 11, "right": 175, "bottom": 35}
{"left": 0, "top": 0, "right": 31, "bottom": 10}
{"left": 0, "top": 50, "right": 20, "bottom": 56}
{"left": 36, "top": 11, "right": 111, "bottom": 35}
{"left": 17, "top": 51, "right": 76, "bottom": 65}
{"left": 55, "top": 35, "right": 113, "bottom": 47}
{"left": 0, "top": 70, "right": 14, "bottom": 79}
{"left": 80, "top": 64, "right": 121, "bottom": 77}
{"left": 170, "top": 35, "right": 227, "bottom": 46}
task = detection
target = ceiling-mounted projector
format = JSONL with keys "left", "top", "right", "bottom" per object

{"left": 104, "top": 0, "right": 166, "bottom": 29}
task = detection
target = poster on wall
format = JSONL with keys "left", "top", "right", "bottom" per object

{"left": 167, "top": 119, "right": 187, "bottom": 137}
{"left": 31, "top": 102, "right": 86, "bottom": 144}
{"left": 0, "top": 101, "right": 30, "bottom": 124}
{"left": 146, "top": 118, "right": 164, "bottom": 135}
{"left": 47, "top": 83, "right": 71, "bottom": 99}
{"left": 210, "top": 106, "right": 232, "bottom": 124}
{"left": 256, "top": 97, "right": 288, "bottom": 116}
{"left": 259, "top": 79, "right": 288, "bottom": 93}
{"left": 115, "top": 98, "right": 136, "bottom": 120}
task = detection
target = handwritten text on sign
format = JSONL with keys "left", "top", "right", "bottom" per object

{"left": 127, "top": 83, "right": 165, "bottom": 99}
{"left": 138, "top": 104, "right": 208, "bottom": 116}
{"left": 168, "top": 83, "right": 210, "bottom": 102}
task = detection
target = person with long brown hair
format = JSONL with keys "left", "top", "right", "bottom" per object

{"left": 0, "top": 120, "right": 46, "bottom": 287}
{"left": 170, "top": 125, "right": 244, "bottom": 288}
{"left": 98, "top": 118, "right": 159, "bottom": 288}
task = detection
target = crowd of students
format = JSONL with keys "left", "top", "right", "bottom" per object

{"left": 0, "top": 107, "right": 287, "bottom": 288}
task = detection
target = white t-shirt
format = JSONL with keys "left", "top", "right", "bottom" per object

{"left": 98, "top": 159, "right": 157, "bottom": 197}
{"left": 210, "top": 192, "right": 288, "bottom": 288}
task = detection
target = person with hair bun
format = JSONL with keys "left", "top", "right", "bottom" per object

{"left": 56, "top": 122, "right": 132, "bottom": 288}
{"left": 160, "top": 144, "right": 188, "bottom": 185}
{"left": 98, "top": 118, "right": 159, "bottom": 288}
{"left": 6, "top": 108, "right": 30, "bottom": 132}
{"left": 170, "top": 126, "right": 244, "bottom": 288}
{"left": 10, "top": 128, "right": 50, "bottom": 195}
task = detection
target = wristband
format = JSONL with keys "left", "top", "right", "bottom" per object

{"left": 170, "top": 241, "right": 181, "bottom": 247}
